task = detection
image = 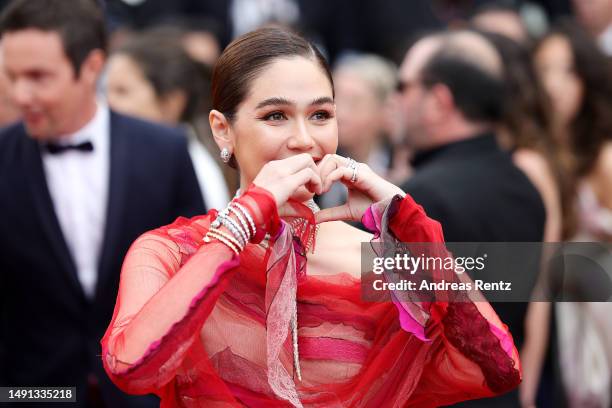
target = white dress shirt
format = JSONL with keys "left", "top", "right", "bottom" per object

{"left": 600, "top": 23, "right": 612, "bottom": 56}
{"left": 186, "top": 128, "right": 230, "bottom": 210}
{"left": 41, "top": 102, "right": 110, "bottom": 298}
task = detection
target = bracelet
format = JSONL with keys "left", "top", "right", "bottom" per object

{"left": 228, "top": 205, "right": 251, "bottom": 242}
{"left": 232, "top": 202, "right": 256, "bottom": 237}
{"left": 218, "top": 213, "right": 248, "bottom": 247}
{"left": 210, "top": 228, "right": 243, "bottom": 252}
{"left": 204, "top": 228, "right": 241, "bottom": 256}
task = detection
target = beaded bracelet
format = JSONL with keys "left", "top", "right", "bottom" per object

{"left": 232, "top": 202, "right": 256, "bottom": 237}
{"left": 218, "top": 212, "right": 248, "bottom": 247}
{"left": 204, "top": 228, "right": 242, "bottom": 256}
{"left": 227, "top": 206, "right": 251, "bottom": 242}
{"left": 205, "top": 199, "right": 259, "bottom": 255}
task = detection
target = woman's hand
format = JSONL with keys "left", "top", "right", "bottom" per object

{"left": 316, "top": 154, "right": 405, "bottom": 223}
{"left": 252, "top": 153, "right": 322, "bottom": 208}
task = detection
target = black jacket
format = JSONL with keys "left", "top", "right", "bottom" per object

{"left": 401, "top": 133, "right": 545, "bottom": 407}
{"left": 0, "top": 112, "right": 205, "bottom": 407}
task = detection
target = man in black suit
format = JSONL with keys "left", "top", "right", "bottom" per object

{"left": 0, "top": 0, "right": 205, "bottom": 406}
{"left": 396, "top": 31, "right": 545, "bottom": 407}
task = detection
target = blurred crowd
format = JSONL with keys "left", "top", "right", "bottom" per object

{"left": 1, "top": 0, "right": 612, "bottom": 407}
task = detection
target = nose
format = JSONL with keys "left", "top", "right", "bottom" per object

{"left": 287, "top": 118, "right": 315, "bottom": 151}
{"left": 12, "top": 79, "right": 34, "bottom": 107}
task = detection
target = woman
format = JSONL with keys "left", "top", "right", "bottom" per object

{"left": 101, "top": 27, "right": 521, "bottom": 407}
{"left": 478, "top": 31, "right": 563, "bottom": 408}
{"left": 533, "top": 20, "right": 612, "bottom": 408}
{"left": 105, "top": 30, "right": 234, "bottom": 209}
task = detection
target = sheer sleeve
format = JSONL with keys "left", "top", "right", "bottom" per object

{"left": 100, "top": 186, "right": 280, "bottom": 396}
{"left": 363, "top": 194, "right": 521, "bottom": 405}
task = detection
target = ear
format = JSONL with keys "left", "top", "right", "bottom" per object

{"left": 79, "top": 49, "right": 105, "bottom": 85}
{"left": 425, "top": 83, "right": 453, "bottom": 123}
{"left": 209, "top": 109, "right": 234, "bottom": 151}
{"left": 159, "top": 90, "right": 187, "bottom": 124}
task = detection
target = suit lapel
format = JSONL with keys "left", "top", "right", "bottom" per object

{"left": 22, "top": 134, "right": 85, "bottom": 299}
{"left": 96, "top": 112, "right": 129, "bottom": 298}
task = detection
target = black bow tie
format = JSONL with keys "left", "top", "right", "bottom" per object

{"left": 43, "top": 141, "right": 94, "bottom": 154}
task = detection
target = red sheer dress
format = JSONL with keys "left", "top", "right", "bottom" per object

{"left": 101, "top": 186, "right": 521, "bottom": 407}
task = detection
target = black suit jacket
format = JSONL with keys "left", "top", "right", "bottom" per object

{"left": 401, "top": 134, "right": 545, "bottom": 243}
{"left": 0, "top": 112, "right": 205, "bottom": 407}
{"left": 401, "top": 134, "right": 545, "bottom": 408}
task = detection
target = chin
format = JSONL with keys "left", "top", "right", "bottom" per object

{"left": 290, "top": 186, "right": 315, "bottom": 203}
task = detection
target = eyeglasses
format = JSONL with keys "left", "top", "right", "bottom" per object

{"left": 396, "top": 79, "right": 420, "bottom": 93}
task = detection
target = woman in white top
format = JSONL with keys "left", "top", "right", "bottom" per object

{"left": 105, "top": 29, "right": 232, "bottom": 210}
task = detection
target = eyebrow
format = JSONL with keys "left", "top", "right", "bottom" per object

{"left": 255, "top": 96, "right": 334, "bottom": 110}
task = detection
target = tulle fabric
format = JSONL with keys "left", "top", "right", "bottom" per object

{"left": 101, "top": 188, "right": 521, "bottom": 407}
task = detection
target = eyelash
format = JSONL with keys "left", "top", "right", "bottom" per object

{"left": 262, "top": 111, "right": 286, "bottom": 121}
{"left": 259, "top": 110, "right": 333, "bottom": 122}
{"left": 311, "top": 110, "right": 332, "bottom": 121}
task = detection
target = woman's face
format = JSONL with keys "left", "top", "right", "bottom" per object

{"left": 106, "top": 54, "right": 167, "bottom": 123}
{"left": 229, "top": 56, "right": 338, "bottom": 200}
{"left": 534, "top": 35, "right": 584, "bottom": 127}
{"left": 334, "top": 69, "right": 384, "bottom": 150}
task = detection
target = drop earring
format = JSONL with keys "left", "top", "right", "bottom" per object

{"left": 220, "top": 147, "right": 232, "bottom": 163}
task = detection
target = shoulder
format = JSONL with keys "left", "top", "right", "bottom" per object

{"left": 0, "top": 122, "right": 26, "bottom": 145}
{"left": 595, "top": 142, "right": 612, "bottom": 179}
{"left": 0, "top": 122, "right": 29, "bottom": 166}
{"left": 134, "top": 212, "right": 215, "bottom": 253}
{"left": 513, "top": 148, "right": 551, "bottom": 176}
{"left": 401, "top": 175, "right": 452, "bottom": 217}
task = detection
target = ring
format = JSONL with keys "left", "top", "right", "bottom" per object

{"left": 347, "top": 157, "right": 359, "bottom": 183}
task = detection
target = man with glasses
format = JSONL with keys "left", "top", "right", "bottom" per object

{"left": 396, "top": 30, "right": 545, "bottom": 407}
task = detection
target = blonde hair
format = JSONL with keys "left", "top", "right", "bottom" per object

{"left": 334, "top": 53, "right": 397, "bottom": 103}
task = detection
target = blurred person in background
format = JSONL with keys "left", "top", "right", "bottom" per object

{"left": 534, "top": 19, "right": 612, "bottom": 408}
{"left": 106, "top": 29, "right": 233, "bottom": 208}
{"left": 534, "top": 20, "right": 612, "bottom": 241}
{"left": 108, "top": 18, "right": 222, "bottom": 68}
{"left": 572, "top": 0, "right": 612, "bottom": 55}
{"left": 471, "top": 2, "right": 531, "bottom": 44}
{"left": 318, "top": 53, "right": 396, "bottom": 211}
{"left": 483, "top": 31, "right": 565, "bottom": 408}
{"left": 397, "top": 29, "right": 546, "bottom": 408}
{"left": 0, "top": 39, "right": 20, "bottom": 127}
{"left": 0, "top": 0, "right": 205, "bottom": 406}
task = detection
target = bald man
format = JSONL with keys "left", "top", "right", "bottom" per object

{"left": 397, "top": 31, "right": 545, "bottom": 407}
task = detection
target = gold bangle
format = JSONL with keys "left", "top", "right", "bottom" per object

{"left": 204, "top": 229, "right": 241, "bottom": 256}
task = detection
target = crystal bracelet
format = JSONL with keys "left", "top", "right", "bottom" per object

{"left": 232, "top": 202, "right": 256, "bottom": 237}
{"left": 218, "top": 212, "right": 248, "bottom": 247}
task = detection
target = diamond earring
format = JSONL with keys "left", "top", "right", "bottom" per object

{"left": 220, "top": 147, "right": 232, "bottom": 163}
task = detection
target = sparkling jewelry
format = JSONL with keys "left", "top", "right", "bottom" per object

{"left": 228, "top": 205, "right": 251, "bottom": 241}
{"left": 292, "top": 305, "right": 302, "bottom": 381}
{"left": 204, "top": 229, "right": 241, "bottom": 255}
{"left": 347, "top": 157, "right": 359, "bottom": 183}
{"left": 233, "top": 202, "right": 256, "bottom": 237}
{"left": 208, "top": 227, "right": 243, "bottom": 251}
{"left": 218, "top": 212, "right": 249, "bottom": 246}
{"left": 220, "top": 147, "right": 232, "bottom": 163}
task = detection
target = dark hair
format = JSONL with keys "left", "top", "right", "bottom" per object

{"left": 211, "top": 26, "right": 333, "bottom": 123}
{"left": 0, "top": 0, "right": 107, "bottom": 76}
{"left": 535, "top": 19, "right": 612, "bottom": 177}
{"left": 419, "top": 41, "right": 505, "bottom": 123}
{"left": 114, "top": 29, "right": 211, "bottom": 123}
{"left": 481, "top": 32, "right": 553, "bottom": 151}
{"left": 471, "top": 0, "right": 520, "bottom": 18}
{"left": 483, "top": 31, "right": 578, "bottom": 238}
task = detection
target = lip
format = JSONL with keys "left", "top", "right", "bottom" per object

{"left": 312, "top": 157, "right": 322, "bottom": 164}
